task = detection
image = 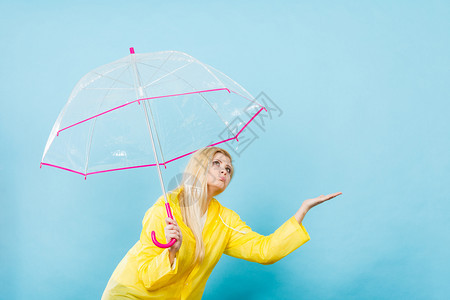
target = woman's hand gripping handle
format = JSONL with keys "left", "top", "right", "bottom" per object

{"left": 151, "top": 203, "right": 182, "bottom": 252}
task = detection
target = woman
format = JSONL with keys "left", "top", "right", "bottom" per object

{"left": 102, "top": 147, "right": 341, "bottom": 299}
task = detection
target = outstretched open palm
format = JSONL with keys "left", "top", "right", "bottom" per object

{"left": 303, "top": 192, "right": 342, "bottom": 210}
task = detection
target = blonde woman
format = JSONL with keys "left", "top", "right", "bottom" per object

{"left": 102, "top": 146, "right": 342, "bottom": 299}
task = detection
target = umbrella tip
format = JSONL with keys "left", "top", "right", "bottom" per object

{"left": 130, "top": 47, "right": 135, "bottom": 54}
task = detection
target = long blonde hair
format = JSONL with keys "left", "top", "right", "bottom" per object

{"left": 176, "top": 147, "right": 234, "bottom": 264}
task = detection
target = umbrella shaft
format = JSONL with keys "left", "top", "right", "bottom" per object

{"left": 143, "top": 103, "right": 169, "bottom": 204}
{"left": 130, "top": 54, "right": 169, "bottom": 205}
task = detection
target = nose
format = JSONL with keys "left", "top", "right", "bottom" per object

{"left": 220, "top": 168, "right": 227, "bottom": 175}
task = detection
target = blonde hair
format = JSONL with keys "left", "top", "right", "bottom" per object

{"left": 176, "top": 147, "right": 234, "bottom": 264}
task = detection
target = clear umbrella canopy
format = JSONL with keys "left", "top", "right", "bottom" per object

{"left": 41, "top": 50, "right": 266, "bottom": 177}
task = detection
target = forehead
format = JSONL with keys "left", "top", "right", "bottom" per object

{"left": 212, "top": 152, "right": 232, "bottom": 165}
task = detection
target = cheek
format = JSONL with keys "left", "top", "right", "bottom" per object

{"left": 206, "top": 170, "right": 217, "bottom": 184}
{"left": 206, "top": 172, "right": 213, "bottom": 183}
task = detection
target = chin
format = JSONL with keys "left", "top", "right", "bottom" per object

{"left": 213, "top": 187, "right": 226, "bottom": 196}
{"left": 207, "top": 185, "right": 222, "bottom": 195}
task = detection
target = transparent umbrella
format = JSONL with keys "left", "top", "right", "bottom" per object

{"left": 41, "top": 47, "right": 266, "bottom": 247}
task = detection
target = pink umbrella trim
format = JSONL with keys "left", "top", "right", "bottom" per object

{"left": 57, "top": 88, "right": 238, "bottom": 136}
{"left": 42, "top": 107, "right": 266, "bottom": 178}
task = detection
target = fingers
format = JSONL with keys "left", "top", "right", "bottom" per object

{"left": 311, "top": 192, "right": 342, "bottom": 205}
{"left": 165, "top": 229, "right": 180, "bottom": 241}
{"left": 327, "top": 192, "right": 342, "bottom": 199}
{"left": 165, "top": 218, "right": 180, "bottom": 231}
{"left": 320, "top": 192, "right": 342, "bottom": 200}
{"left": 166, "top": 231, "right": 181, "bottom": 239}
{"left": 164, "top": 217, "right": 182, "bottom": 242}
{"left": 165, "top": 217, "right": 178, "bottom": 225}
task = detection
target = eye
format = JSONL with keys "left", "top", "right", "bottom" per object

{"left": 226, "top": 167, "right": 232, "bottom": 174}
{"left": 212, "top": 160, "right": 220, "bottom": 166}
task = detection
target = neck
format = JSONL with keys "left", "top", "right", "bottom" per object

{"left": 202, "top": 200, "right": 211, "bottom": 216}
{"left": 202, "top": 193, "right": 214, "bottom": 215}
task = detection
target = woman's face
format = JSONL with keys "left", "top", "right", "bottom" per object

{"left": 206, "top": 152, "right": 233, "bottom": 197}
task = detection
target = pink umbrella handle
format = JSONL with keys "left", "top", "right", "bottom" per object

{"left": 151, "top": 231, "right": 177, "bottom": 248}
{"left": 151, "top": 202, "right": 177, "bottom": 248}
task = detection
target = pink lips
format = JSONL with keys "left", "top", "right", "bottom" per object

{"left": 219, "top": 176, "right": 225, "bottom": 182}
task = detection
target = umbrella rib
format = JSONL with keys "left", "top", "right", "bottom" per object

{"left": 84, "top": 65, "right": 133, "bottom": 175}
{"left": 191, "top": 58, "right": 227, "bottom": 91}
{"left": 192, "top": 61, "right": 266, "bottom": 137}
{"left": 142, "top": 77, "right": 180, "bottom": 88}
{"left": 144, "top": 64, "right": 236, "bottom": 138}
{"left": 84, "top": 87, "right": 134, "bottom": 90}
{"left": 193, "top": 62, "right": 244, "bottom": 135}
{"left": 56, "top": 88, "right": 230, "bottom": 136}
{"left": 140, "top": 61, "right": 193, "bottom": 89}
{"left": 92, "top": 71, "right": 134, "bottom": 87}
{"left": 196, "top": 62, "right": 266, "bottom": 110}
{"left": 85, "top": 116, "right": 99, "bottom": 176}
{"left": 75, "top": 63, "right": 129, "bottom": 92}
{"left": 134, "top": 63, "right": 167, "bottom": 165}
{"left": 142, "top": 51, "right": 174, "bottom": 88}
{"left": 136, "top": 59, "right": 235, "bottom": 138}
{"left": 205, "top": 64, "right": 264, "bottom": 108}
{"left": 148, "top": 56, "right": 236, "bottom": 137}
{"left": 229, "top": 89, "right": 265, "bottom": 108}
{"left": 197, "top": 92, "right": 236, "bottom": 138}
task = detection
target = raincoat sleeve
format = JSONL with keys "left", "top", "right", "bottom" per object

{"left": 223, "top": 208, "right": 310, "bottom": 265}
{"left": 135, "top": 202, "right": 183, "bottom": 291}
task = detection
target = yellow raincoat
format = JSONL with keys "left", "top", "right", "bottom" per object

{"left": 102, "top": 188, "right": 310, "bottom": 299}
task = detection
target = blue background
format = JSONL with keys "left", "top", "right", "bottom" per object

{"left": 1, "top": 1, "right": 449, "bottom": 299}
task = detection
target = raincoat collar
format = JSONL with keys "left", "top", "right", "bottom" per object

{"left": 164, "top": 187, "right": 219, "bottom": 241}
